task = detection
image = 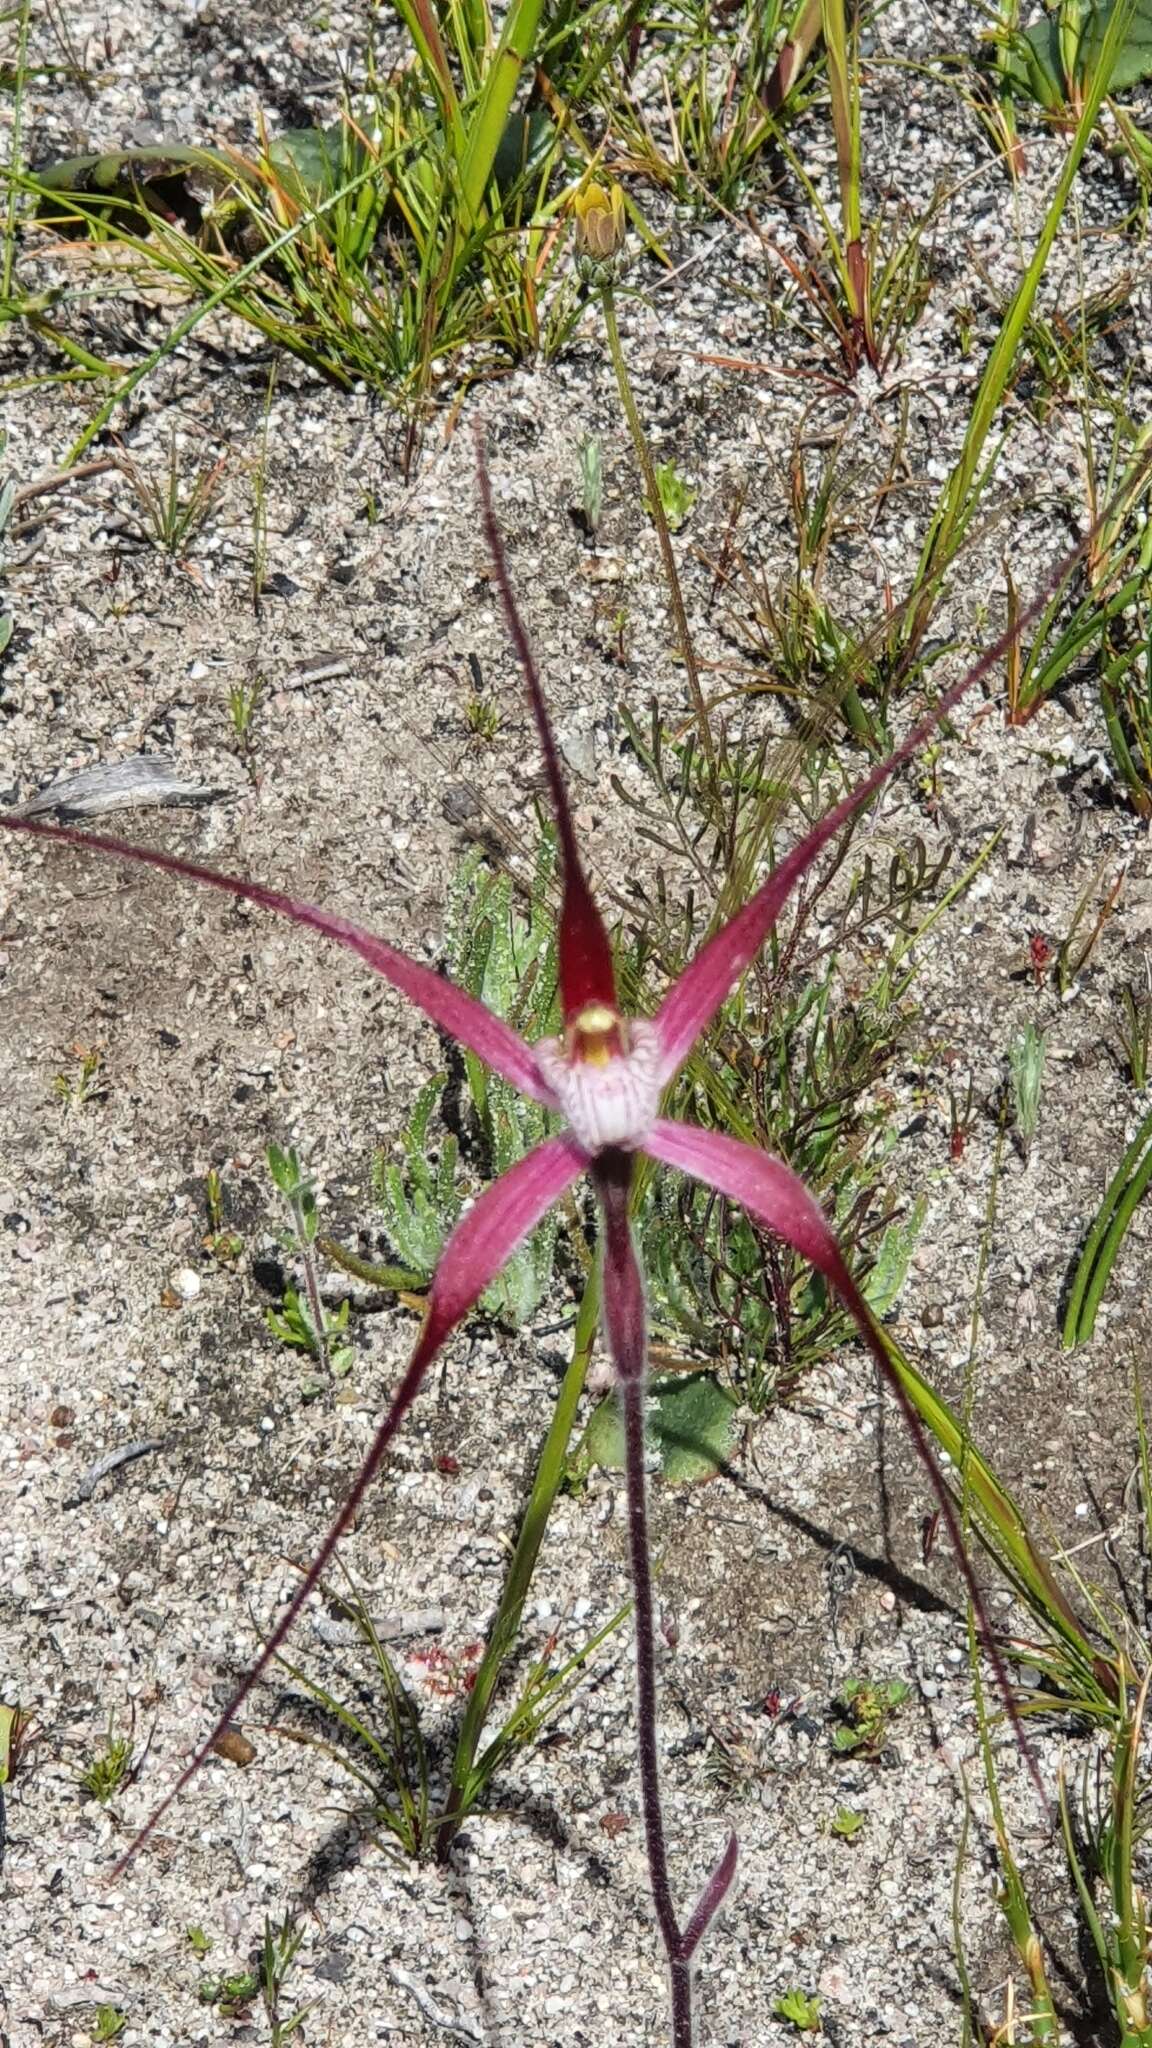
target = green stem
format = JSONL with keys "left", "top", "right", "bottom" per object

{"left": 2, "top": 0, "right": 32, "bottom": 303}
{"left": 820, "top": 0, "right": 869, "bottom": 354}
{"left": 316, "top": 1234, "right": 425, "bottom": 1294}
{"left": 600, "top": 284, "right": 717, "bottom": 786}
{"left": 437, "top": 1264, "right": 601, "bottom": 1855}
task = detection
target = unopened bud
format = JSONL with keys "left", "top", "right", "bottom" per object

{"left": 573, "top": 178, "right": 626, "bottom": 280}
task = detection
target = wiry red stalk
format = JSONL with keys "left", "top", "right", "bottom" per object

{"left": 596, "top": 1157, "right": 737, "bottom": 2045}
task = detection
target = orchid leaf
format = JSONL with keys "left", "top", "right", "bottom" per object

{"left": 583, "top": 1372, "right": 739, "bottom": 1485}
{"left": 997, "top": 0, "right": 1152, "bottom": 106}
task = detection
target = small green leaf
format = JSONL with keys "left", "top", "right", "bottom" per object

{"left": 773, "top": 1986, "right": 822, "bottom": 2031}
{"left": 584, "top": 1372, "right": 739, "bottom": 1484}
{"left": 863, "top": 1197, "right": 925, "bottom": 1316}
{"left": 830, "top": 1805, "right": 866, "bottom": 1841}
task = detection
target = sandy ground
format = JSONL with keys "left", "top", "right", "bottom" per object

{"left": 3, "top": 2, "right": 1152, "bottom": 2044}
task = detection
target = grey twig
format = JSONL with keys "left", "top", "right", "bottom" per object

{"left": 386, "top": 1966, "right": 485, "bottom": 2043}
{"left": 65, "top": 1438, "right": 166, "bottom": 1507}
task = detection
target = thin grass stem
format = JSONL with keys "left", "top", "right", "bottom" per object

{"left": 600, "top": 284, "right": 717, "bottom": 788}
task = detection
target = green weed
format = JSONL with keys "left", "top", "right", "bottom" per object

{"left": 831, "top": 1676, "right": 911, "bottom": 1758}
{"left": 266, "top": 1143, "right": 354, "bottom": 1397}
{"left": 111, "top": 432, "right": 227, "bottom": 562}
{"left": 773, "top": 1986, "right": 822, "bottom": 2032}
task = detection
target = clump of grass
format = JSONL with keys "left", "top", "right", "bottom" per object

{"left": 111, "top": 432, "right": 227, "bottom": 563}
{"left": 78, "top": 1727, "right": 135, "bottom": 1804}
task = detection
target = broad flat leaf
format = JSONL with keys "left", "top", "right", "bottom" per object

{"left": 584, "top": 1372, "right": 739, "bottom": 1484}
{"left": 32, "top": 109, "right": 554, "bottom": 242}
{"left": 268, "top": 126, "right": 368, "bottom": 204}
{"left": 1000, "top": 0, "right": 1152, "bottom": 105}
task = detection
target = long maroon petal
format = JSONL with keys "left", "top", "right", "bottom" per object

{"left": 653, "top": 527, "right": 1122, "bottom": 1081}
{"left": 0, "top": 815, "right": 556, "bottom": 1106}
{"left": 110, "top": 1131, "right": 587, "bottom": 1875}
{"left": 643, "top": 1119, "right": 1047, "bottom": 1803}
{"left": 476, "top": 439, "right": 618, "bottom": 1023}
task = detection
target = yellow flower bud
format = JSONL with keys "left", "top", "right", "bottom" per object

{"left": 573, "top": 178, "right": 626, "bottom": 278}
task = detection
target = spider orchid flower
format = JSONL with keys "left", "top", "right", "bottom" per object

{"left": 0, "top": 450, "right": 1076, "bottom": 2042}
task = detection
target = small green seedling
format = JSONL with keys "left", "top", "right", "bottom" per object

{"left": 53, "top": 1044, "right": 107, "bottom": 1112}
{"left": 203, "top": 1166, "right": 243, "bottom": 1263}
{"left": 647, "top": 460, "right": 697, "bottom": 533}
{"left": 1115, "top": 976, "right": 1152, "bottom": 1090}
{"left": 266, "top": 1287, "right": 354, "bottom": 1393}
{"left": 1008, "top": 1022, "right": 1047, "bottom": 1163}
{"left": 78, "top": 1728, "right": 135, "bottom": 1803}
{"left": 774, "top": 1986, "right": 822, "bottom": 2032}
{"left": 113, "top": 433, "right": 227, "bottom": 563}
{"left": 199, "top": 1969, "right": 259, "bottom": 2017}
{"left": 579, "top": 435, "right": 604, "bottom": 537}
{"left": 464, "top": 693, "right": 502, "bottom": 743}
{"left": 229, "top": 674, "right": 263, "bottom": 758}
{"left": 92, "top": 2008, "right": 126, "bottom": 2042}
{"left": 832, "top": 1677, "right": 911, "bottom": 1758}
{"left": 829, "top": 1805, "right": 866, "bottom": 1841}
{"left": 260, "top": 1910, "right": 318, "bottom": 2046}
{"left": 186, "top": 1925, "right": 213, "bottom": 1958}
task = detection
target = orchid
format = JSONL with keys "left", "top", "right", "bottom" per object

{"left": 0, "top": 449, "right": 1096, "bottom": 2046}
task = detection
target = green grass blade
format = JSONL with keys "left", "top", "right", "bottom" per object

{"left": 875, "top": 1321, "right": 1112, "bottom": 1701}
{"left": 910, "top": 0, "right": 1137, "bottom": 632}
{"left": 61, "top": 154, "right": 389, "bottom": 464}
{"left": 1063, "top": 1105, "right": 1152, "bottom": 1347}
{"left": 457, "top": 0, "right": 547, "bottom": 225}
{"left": 439, "top": 1263, "right": 600, "bottom": 1852}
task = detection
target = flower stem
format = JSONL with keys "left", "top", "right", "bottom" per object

{"left": 620, "top": 1372, "right": 694, "bottom": 2047}
{"left": 600, "top": 284, "right": 716, "bottom": 792}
